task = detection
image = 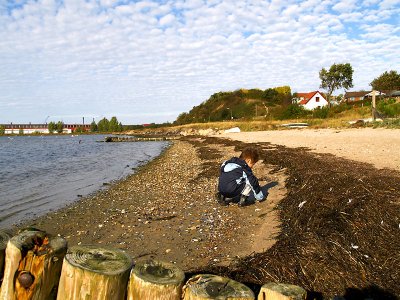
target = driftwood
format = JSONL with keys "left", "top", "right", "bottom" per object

{"left": 257, "top": 283, "right": 307, "bottom": 300}
{"left": 183, "top": 274, "right": 255, "bottom": 300}
{"left": 57, "top": 245, "right": 132, "bottom": 300}
{"left": 0, "top": 229, "right": 67, "bottom": 300}
{"left": 127, "top": 259, "right": 185, "bottom": 300}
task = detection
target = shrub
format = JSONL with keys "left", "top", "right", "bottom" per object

{"left": 313, "top": 107, "right": 330, "bottom": 119}
{"left": 377, "top": 99, "right": 400, "bottom": 117}
{"left": 278, "top": 104, "right": 307, "bottom": 120}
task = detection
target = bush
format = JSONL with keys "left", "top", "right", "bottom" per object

{"left": 377, "top": 99, "right": 400, "bottom": 117}
{"left": 313, "top": 107, "right": 330, "bottom": 119}
{"left": 278, "top": 104, "right": 307, "bottom": 120}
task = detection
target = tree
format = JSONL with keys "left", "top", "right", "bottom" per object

{"left": 320, "top": 63, "right": 353, "bottom": 106}
{"left": 90, "top": 120, "right": 98, "bottom": 132}
{"left": 97, "top": 118, "right": 109, "bottom": 132}
{"left": 109, "top": 116, "right": 119, "bottom": 132}
{"left": 48, "top": 122, "right": 56, "bottom": 133}
{"left": 118, "top": 122, "right": 123, "bottom": 132}
{"left": 370, "top": 70, "right": 400, "bottom": 94}
{"left": 56, "top": 121, "right": 64, "bottom": 133}
{"left": 0, "top": 125, "right": 5, "bottom": 135}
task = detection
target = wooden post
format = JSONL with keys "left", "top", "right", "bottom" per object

{"left": 127, "top": 259, "right": 185, "bottom": 300}
{"left": 257, "top": 282, "right": 307, "bottom": 300}
{"left": 182, "top": 274, "right": 255, "bottom": 300}
{"left": 0, "top": 229, "right": 67, "bottom": 300}
{"left": 56, "top": 245, "right": 132, "bottom": 300}
{"left": 0, "top": 231, "right": 11, "bottom": 284}
{"left": 372, "top": 90, "right": 376, "bottom": 121}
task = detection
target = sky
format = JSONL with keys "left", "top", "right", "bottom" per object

{"left": 0, "top": 0, "right": 399, "bottom": 125}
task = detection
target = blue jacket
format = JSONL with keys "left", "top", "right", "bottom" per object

{"left": 218, "top": 157, "right": 264, "bottom": 200}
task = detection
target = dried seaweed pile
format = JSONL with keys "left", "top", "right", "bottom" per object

{"left": 195, "top": 137, "right": 400, "bottom": 299}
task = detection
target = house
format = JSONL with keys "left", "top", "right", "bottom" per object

{"left": 344, "top": 91, "right": 385, "bottom": 102}
{"left": 0, "top": 123, "right": 91, "bottom": 134}
{"left": 293, "top": 91, "right": 328, "bottom": 110}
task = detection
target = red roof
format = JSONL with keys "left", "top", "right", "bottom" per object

{"left": 297, "top": 91, "right": 321, "bottom": 105}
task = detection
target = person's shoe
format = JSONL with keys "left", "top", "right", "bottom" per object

{"left": 238, "top": 195, "right": 248, "bottom": 207}
{"left": 215, "top": 192, "right": 229, "bottom": 206}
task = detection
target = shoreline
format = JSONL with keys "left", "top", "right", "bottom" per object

{"left": 20, "top": 139, "right": 282, "bottom": 271}
{"left": 13, "top": 134, "right": 400, "bottom": 298}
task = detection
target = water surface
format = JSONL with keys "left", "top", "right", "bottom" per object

{"left": 0, "top": 135, "right": 168, "bottom": 228}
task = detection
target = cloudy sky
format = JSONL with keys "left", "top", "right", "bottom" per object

{"left": 0, "top": 0, "right": 399, "bottom": 124}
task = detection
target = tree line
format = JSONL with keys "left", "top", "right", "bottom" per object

{"left": 47, "top": 117, "right": 123, "bottom": 133}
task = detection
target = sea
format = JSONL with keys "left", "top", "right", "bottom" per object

{"left": 0, "top": 135, "right": 169, "bottom": 228}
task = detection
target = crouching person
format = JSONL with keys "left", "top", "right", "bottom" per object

{"left": 217, "top": 147, "right": 268, "bottom": 207}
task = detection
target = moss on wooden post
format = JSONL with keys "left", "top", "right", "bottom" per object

{"left": 56, "top": 245, "right": 132, "bottom": 300}
{"left": 127, "top": 259, "right": 185, "bottom": 300}
{"left": 257, "top": 282, "right": 307, "bottom": 300}
{"left": 183, "top": 274, "right": 255, "bottom": 300}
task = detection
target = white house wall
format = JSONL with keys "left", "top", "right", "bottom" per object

{"left": 303, "top": 93, "right": 328, "bottom": 110}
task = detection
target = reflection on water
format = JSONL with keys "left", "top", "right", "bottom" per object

{"left": 0, "top": 135, "right": 168, "bottom": 228}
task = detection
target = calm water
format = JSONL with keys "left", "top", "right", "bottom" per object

{"left": 0, "top": 135, "right": 168, "bottom": 228}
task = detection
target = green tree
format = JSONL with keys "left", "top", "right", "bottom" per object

{"left": 0, "top": 125, "right": 5, "bottom": 135}
{"left": 320, "top": 63, "right": 354, "bottom": 106}
{"left": 56, "top": 121, "right": 64, "bottom": 133}
{"left": 370, "top": 70, "right": 400, "bottom": 94}
{"left": 97, "top": 117, "right": 109, "bottom": 132}
{"left": 19, "top": 128, "right": 24, "bottom": 135}
{"left": 118, "top": 122, "right": 123, "bottom": 132}
{"left": 90, "top": 120, "right": 98, "bottom": 132}
{"left": 48, "top": 121, "right": 56, "bottom": 133}
{"left": 109, "top": 116, "right": 119, "bottom": 132}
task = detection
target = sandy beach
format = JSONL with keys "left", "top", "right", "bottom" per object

{"left": 220, "top": 128, "right": 400, "bottom": 171}
{"left": 17, "top": 129, "right": 400, "bottom": 298}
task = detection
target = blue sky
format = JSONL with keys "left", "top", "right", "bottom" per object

{"left": 0, "top": 0, "right": 399, "bottom": 124}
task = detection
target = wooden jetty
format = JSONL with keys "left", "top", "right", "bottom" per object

{"left": 104, "top": 136, "right": 180, "bottom": 142}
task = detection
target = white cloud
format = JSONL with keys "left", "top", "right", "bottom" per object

{"left": 332, "top": 0, "right": 358, "bottom": 13}
{"left": 0, "top": 0, "right": 399, "bottom": 124}
{"left": 159, "top": 13, "right": 176, "bottom": 26}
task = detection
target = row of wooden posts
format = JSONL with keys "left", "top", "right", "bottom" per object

{"left": 0, "top": 229, "right": 307, "bottom": 299}
{"left": 104, "top": 136, "right": 180, "bottom": 142}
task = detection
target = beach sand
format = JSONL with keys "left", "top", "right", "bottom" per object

{"left": 219, "top": 128, "right": 400, "bottom": 171}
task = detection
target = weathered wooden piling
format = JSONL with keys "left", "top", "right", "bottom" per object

{"left": 0, "top": 231, "right": 11, "bottom": 285}
{"left": 257, "top": 282, "right": 307, "bottom": 300}
{"left": 56, "top": 245, "right": 132, "bottom": 300}
{"left": 0, "top": 229, "right": 312, "bottom": 299}
{"left": 0, "top": 229, "right": 67, "bottom": 300}
{"left": 127, "top": 259, "right": 185, "bottom": 300}
{"left": 182, "top": 274, "right": 255, "bottom": 300}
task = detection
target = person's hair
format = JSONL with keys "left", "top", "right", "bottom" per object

{"left": 239, "top": 147, "right": 259, "bottom": 163}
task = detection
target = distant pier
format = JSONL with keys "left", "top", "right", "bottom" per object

{"left": 104, "top": 136, "right": 180, "bottom": 142}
